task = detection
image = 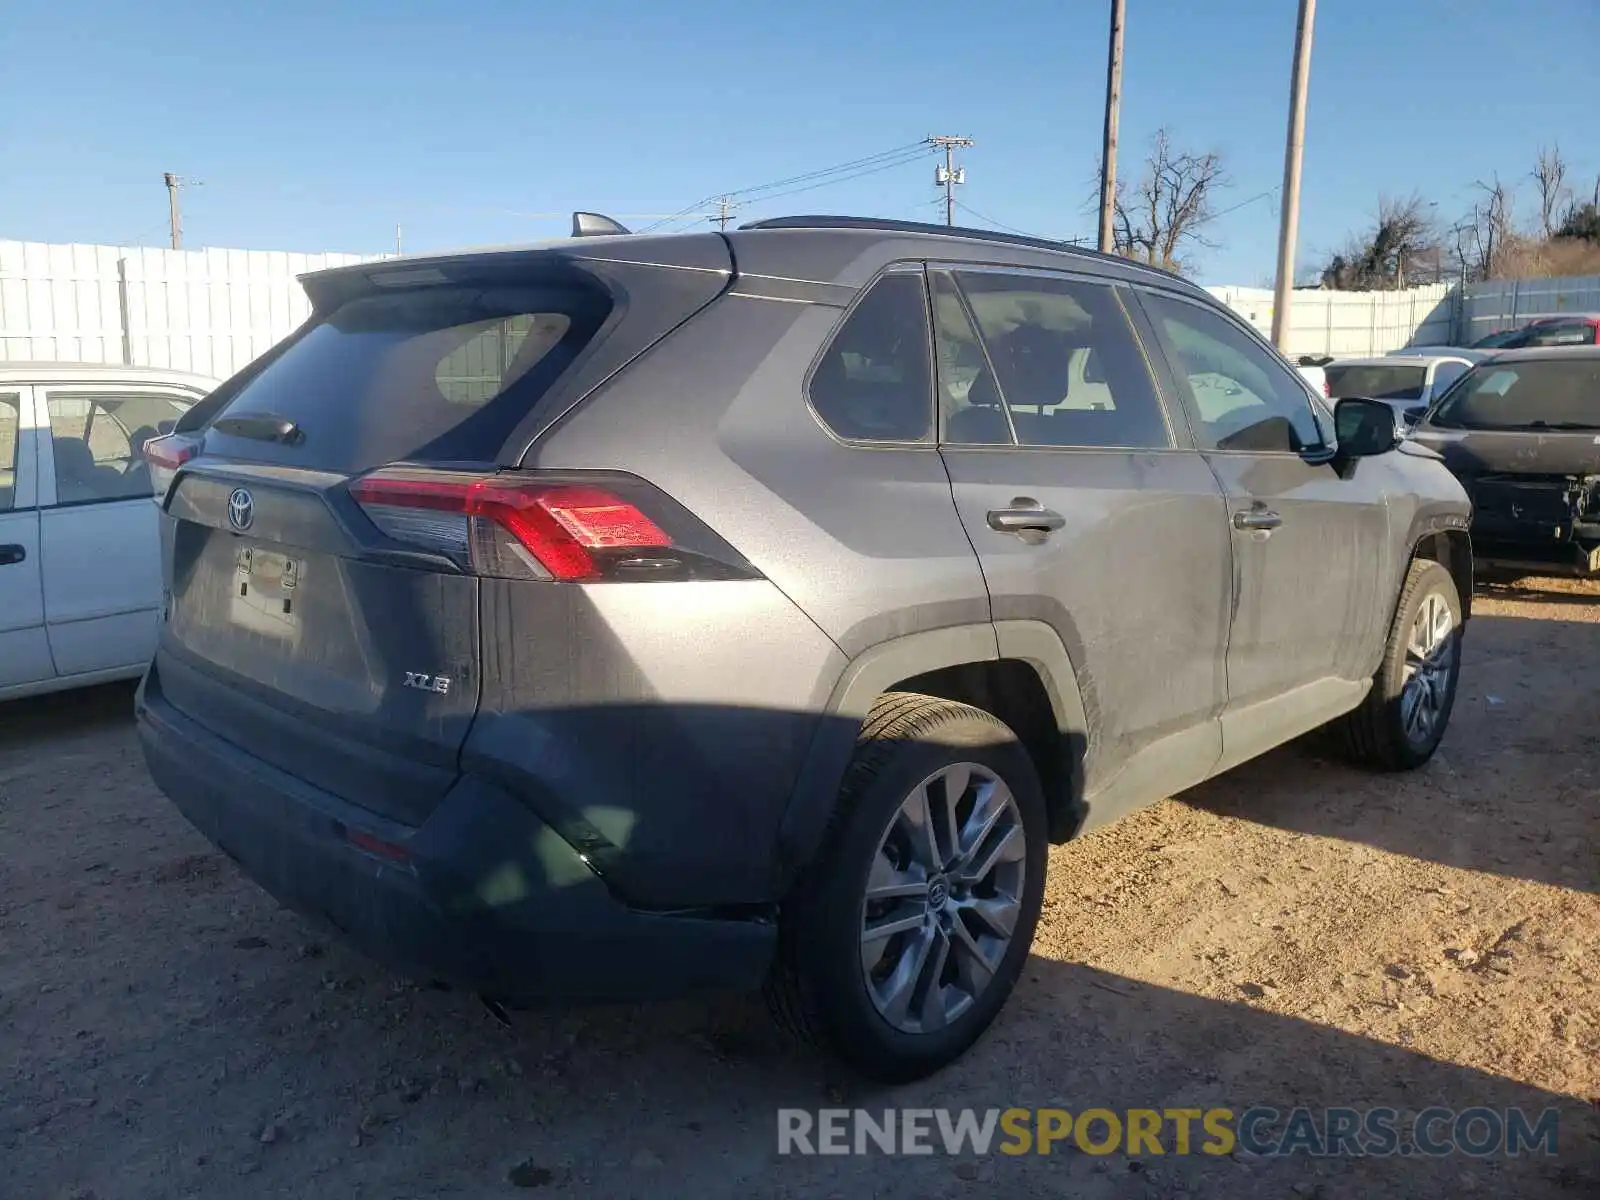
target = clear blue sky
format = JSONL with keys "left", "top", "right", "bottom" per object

{"left": 2, "top": 0, "right": 1595, "bottom": 285}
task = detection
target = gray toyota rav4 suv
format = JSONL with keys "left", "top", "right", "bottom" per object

{"left": 137, "top": 215, "right": 1473, "bottom": 1080}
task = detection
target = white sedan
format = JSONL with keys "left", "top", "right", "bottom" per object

{"left": 0, "top": 363, "right": 219, "bottom": 701}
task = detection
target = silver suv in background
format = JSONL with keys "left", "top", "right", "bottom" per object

{"left": 136, "top": 215, "right": 1473, "bottom": 1081}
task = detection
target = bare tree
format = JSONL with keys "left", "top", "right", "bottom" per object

{"left": 1109, "top": 129, "right": 1229, "bottom": 273}
{"left": 1532, "top": 144, "right": 1570, "bottom": 239}
{"left": 1460, "top": 176, "right": 1516, "bottom": 280}
{"left": 1318, "top": 194, "right": 1439, "bottom": 290}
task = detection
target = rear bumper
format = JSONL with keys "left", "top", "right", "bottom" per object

{"left": 135, "top": 669, "right": 775, "bottom": 1002}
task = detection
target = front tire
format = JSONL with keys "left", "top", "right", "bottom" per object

{"left": 767, "top": 693, "right": 1048, "bottom": 1082}
{"left": 1336, "top": 558, "right": 1463, "bottom": 770}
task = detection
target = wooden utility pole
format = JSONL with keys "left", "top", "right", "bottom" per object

{"left": 164, "top": 173, "right": 183, "bottom": 250}
{"left": 1271, "top": 0, "right": 1316, "bottom": 350}
{"left": 929, "top": 136, "right": 974, "bottom": 226}
{"left": 1097, "top": 0, "right": 1125, "bottom": 254}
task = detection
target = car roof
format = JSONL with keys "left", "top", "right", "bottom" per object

{"left": 302, "top": 214, "right": 1215, "bottom": 301}
{"left": 1528, "top": 313, "right": 1600, "bottom": 324}
{"left": 1382, "top": 346, "right": 1485, "bottom": 361}
{"left": 0, "top": 361, "right": 221, "bottom": 389}
{"left": 1326, "top": 355, "right": 1451, "bottom": 369}
{"left": 1480, "top": 345, "right": 1600, "bottom": 364}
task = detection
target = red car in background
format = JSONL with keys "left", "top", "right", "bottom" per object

{"left": 1474, "top": 314, "right": 1600, "bottom": 349}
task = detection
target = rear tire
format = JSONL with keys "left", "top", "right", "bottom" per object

{"left": 766, "top": 693, "right": 1048, "bottom": 1083}
{"left": 1336, "top": 558, "right": 1463, "bottom": 770}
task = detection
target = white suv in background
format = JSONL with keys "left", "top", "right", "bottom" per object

{"left": 0, "top": 363, "right": 218, "bottom": 701}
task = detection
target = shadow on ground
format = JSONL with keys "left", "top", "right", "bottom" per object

{"left": 3, "top": 667, "right": 1596, "bottom": 1199}
{"left": 1181, "top": 613, "right": 1598, "bottom": 894}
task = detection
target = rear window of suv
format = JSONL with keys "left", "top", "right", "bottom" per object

{"left": 1324, "top": 363, "right": 1428, "bottom": 402}
{"left": 204, "top": 283, "right": 611, "bottom": 470}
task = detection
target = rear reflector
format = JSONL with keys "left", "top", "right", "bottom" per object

{"left": 344, "top": 826, "right": 413, "bottom": 864}
{"left": 349, "top": 468, "right": 704, "bottom": 582}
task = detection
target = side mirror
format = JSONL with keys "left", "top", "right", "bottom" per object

{"left": 1334, "top": 397, "right": 1401, "bottom": 458}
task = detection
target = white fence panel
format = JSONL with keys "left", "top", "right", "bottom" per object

{"left": 0, "top": 240, "right": 379, "bottom": 380}
{"left": 1461, "top": 274, "right": 1600, "bottom": 342}
{"left": 10, "top": 238, "right": 1600, "bottom": 377}
{"left": 1206, "top": 284, "right": 1456, "bottom": 358}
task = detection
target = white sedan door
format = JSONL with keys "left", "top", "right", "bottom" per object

{"left": 0, "top": 386, "right": 55, "bottom": 688}
{"left": 37, "top": 386, "right": 199, "bottom": 677}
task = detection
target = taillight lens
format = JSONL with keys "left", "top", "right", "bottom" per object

{"left": 349, "top": 467, "right": 755, "bottom": 583}
{"left": 143, "top": 433, "right": 201, "bottom": 501}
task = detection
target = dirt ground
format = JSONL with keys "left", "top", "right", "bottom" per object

{"left": 3, "top": 581, "right": 1597, "bottom": 1200}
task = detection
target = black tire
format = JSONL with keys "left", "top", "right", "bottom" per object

{"left": 766, "top": 692, "right": 1048, "bottom": 1083}
{"left": 1336, "top": 558, "right": 1463, "bottom": 770}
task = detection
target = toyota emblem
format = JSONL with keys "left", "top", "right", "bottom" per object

{"left": 227, "top": 487, "right": 255, "bottom": 533}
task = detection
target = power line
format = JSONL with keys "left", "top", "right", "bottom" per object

{"left": 640, "top": 140, "right": 936, "bottom": 232}
{"left": 1210, "top": 188, "right": 1279, "bottom": 221}
{"left": 953, "top": 200, "right": 1043, "bottom": 238}
{"left": 728, "top": 141, "right": 931, "bottom": 200}
{"left": 739, "top": 149, "right": 933, "bottom": 206}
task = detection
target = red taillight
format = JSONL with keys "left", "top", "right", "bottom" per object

{"left": 1322, "top": 378, "right": 1331, "bottom": 398}
{"left": 143, "top": 433, "right": 199, "bottom": 471}
{"left": 349, "top": 469, "right": 673, "bottom": 582}
{"left": 143, "top": 432, "right": 202, "bottom": 501}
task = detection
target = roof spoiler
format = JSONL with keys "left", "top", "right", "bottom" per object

{"left": 571, "top": 212, "right": 632, "bottom": 237}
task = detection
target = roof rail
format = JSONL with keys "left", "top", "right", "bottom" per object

{"left": 571, "top": 212, "right": 632, "bottom": 237}
{"left": 735, "top": 214, "right": 1183, "bottom": 281}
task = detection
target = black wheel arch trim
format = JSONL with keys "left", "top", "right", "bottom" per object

{"left": 770, "top": 621, "right": 1091, "bottom": 893}
{"left": 1405, "top": 512, "right": 1473, "bottom": 622}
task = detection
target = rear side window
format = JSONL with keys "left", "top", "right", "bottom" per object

{"left": 0, "top": 393, "right": 19, "bottom": 511}
{"left": 209, "top": 283, "right": 611, "bottom": 470}
{"left": 45, "top": 391, "right": 196, "bottom": 505}
{"left": 808, "top": 273, "right": 933, "bottom": 442}
{"left": 1430, "top": 360, "right": 1470, "bottom": 397}
{"left": 1525, "top": 321, "right": 1598, "bottom": 347}
{"left": 953, "top": 272, "right": 1170, "bottom": 449}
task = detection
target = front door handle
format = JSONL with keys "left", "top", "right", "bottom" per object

{"left": 1233, "top": 508, "right": 1284, "bottom": 532}
{"left": 0, "top": 543, "right": 25, "bottom": 566}
{"left": 987, "top": 501, "right": 1066, "bottom": 536}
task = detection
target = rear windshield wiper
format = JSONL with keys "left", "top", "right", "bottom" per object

{"left": 211, "top": 412, "right": 305, "bottom": 445}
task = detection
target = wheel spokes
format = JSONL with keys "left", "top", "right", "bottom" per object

{"left": 875, "top": 922, "right": 939, "bottom": 1028}
{"left": 860, "top": 760, "right": 1029, "bottom": 1035}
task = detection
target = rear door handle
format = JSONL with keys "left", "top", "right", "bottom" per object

{"left": 0, "top": 543, "right": 25, "bottom": 566}
{"left": 1233, "top": 509, "right": 1283, "bottom": 532}
{"left": 987, "top": 501, "right": 1066, "bottom": 536}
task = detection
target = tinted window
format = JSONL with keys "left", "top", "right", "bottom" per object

{"left": 1524, "top": 321, "right": 1598, "bottom": 347}
{"left": 1142, "top": 293, "right": 1322, "bottom": 453}
{"left": 1430, "top": 360, "right": 1470, "bottom": 397}
{"left": 0, "top": 393, "right": 18, "bottom": 512}
{"left": 1429, "top": 359, "right": 1600, "bottom": 430}
{"left": 47, "top": 391, "right": 195, "bottom": 505}
{"left": 953, "top": 273, "right": 1170, "bottom": 449}
{"left": 809, "top": 273, "right": 934, "bottom": 442}
{"left": 1324, "top": 364, "right": 1428, "bottom": 401}
{"left": 932, "top": 272, "right": 1011, "bottom": 445}
{"left": 210, "top": 283, "right": 611, "bottom": 470}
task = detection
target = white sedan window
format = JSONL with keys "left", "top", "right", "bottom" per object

{"left": 47, "top": 391, "right": 194, "bottom": 505}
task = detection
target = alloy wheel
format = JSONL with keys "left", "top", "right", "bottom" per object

{"left": 859, "top": 762, "right": 1027, "bottom": 1035}
{"left": 1401, "top": 589, "right": 1457, "bottom": 747}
